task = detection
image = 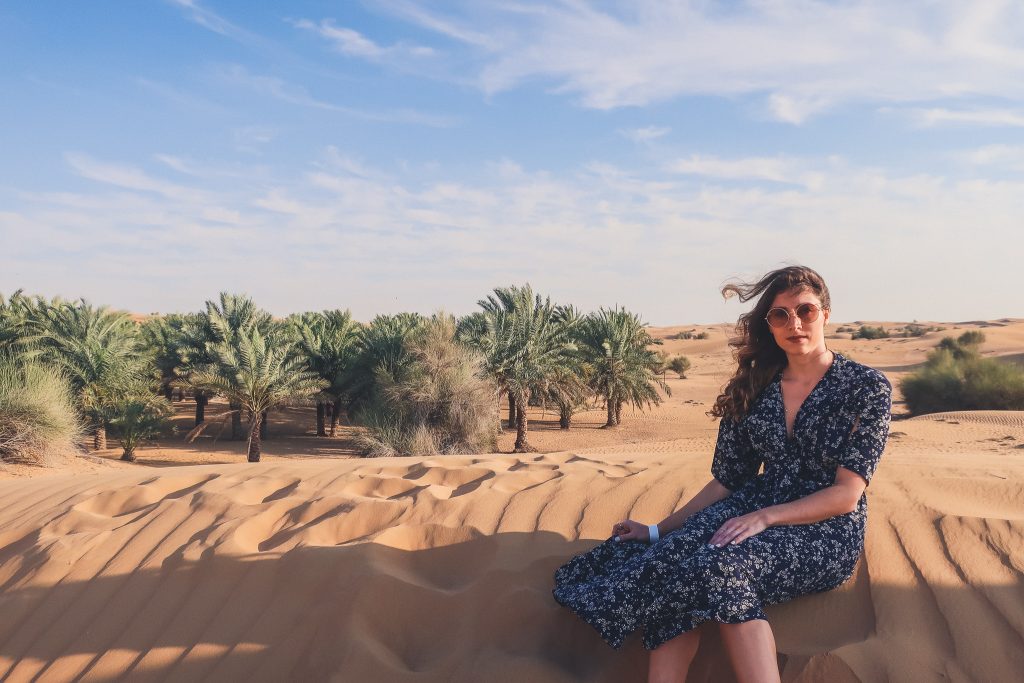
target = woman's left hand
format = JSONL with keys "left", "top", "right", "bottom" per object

{"left": 708, "top": 511, "right": 771, "bottom": 547}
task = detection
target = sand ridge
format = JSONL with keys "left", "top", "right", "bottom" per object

{"left": 1, "top": 444, "right": 1024, "bottom": 682}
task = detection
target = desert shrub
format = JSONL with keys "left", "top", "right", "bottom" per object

{"left": 673, "top": 329, "right": 711, "bottom": 340}
{"left": 835, "top": 326, "right": 854, "bottom": 333}
{"left": 852, "top": 325, "right": 889, "bottom": 340}
{"left": 668, "top": 355, "right": 691, "bottom": 379}
{"left": 0, "top": 354, "right": 82, "bottom": 465}
{"left": 956, "top": 330, "right": 986, "bottom": 346}
{"left": 353, "top": 315, "right": 498, "bottom": 457}
{"left": 109, "top": 392, "right": 175, "bottom": 462}
{"left": 900, "top": 337, "right": 1024, "bottom": 414}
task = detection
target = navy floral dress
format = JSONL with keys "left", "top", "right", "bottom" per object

{"left": 552, "top": 353, "right": 891, "bottom": 650}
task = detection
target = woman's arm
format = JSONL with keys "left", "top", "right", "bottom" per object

{"left": 612, "top": 478, "right": 731, "bottom": 542}
{"left": 707, "top": 468, "right": 865, "bottom": 546}
{"left": 658, "top": 478, "right": 732, "bottom": 534}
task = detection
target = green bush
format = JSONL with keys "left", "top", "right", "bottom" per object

{"left": 668, "top": 355, "right": 691, "bottom": 379}
{"left": 900, "top": 336, "right": 1024, "bottom": 414}
{"left": 0, "top": 354, "right": 82, "bottom": 465}
{"left": 673, "top": 329, "right": 709, "bottom": 340}
{"left": 852, "top": 325, "right": 889, "bottom": 340}
{"left": 354, "top": 315, "right": 498, "bottom": 457}
{"left": 109, "top": 392, "right": 175, "bottom": 462}
{"left": 956, "top": 330, "right": 986, "bottom": 346}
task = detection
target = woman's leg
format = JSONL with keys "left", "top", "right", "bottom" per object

{"left": 719, "top": 619, "right": 780, "bottom": 683}
{"left": 647, "top": 625, "right": 701, "bottom": 683}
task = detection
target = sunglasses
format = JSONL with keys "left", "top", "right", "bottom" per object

{"left": 765, "top": 303, "right": 822, "bottom": 328}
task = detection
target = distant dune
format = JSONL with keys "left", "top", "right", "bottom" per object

{"left": 1, "top": 319, "right": 1022, "bottom": 681}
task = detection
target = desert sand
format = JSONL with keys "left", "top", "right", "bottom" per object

{"left": 1, "top": 320, "right": 1022, "bottom": 682}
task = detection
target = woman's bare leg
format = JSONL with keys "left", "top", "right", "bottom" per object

{"left": 719, "top": 619, "right": 780, "bottom": 683}
{"left": 647, "top": 626, "right": 701, "bottom": 683}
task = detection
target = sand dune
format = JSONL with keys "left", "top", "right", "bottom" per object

{"left": 1, "top": 445, "right": 1023, "bottom": 682}
{"left": 1, "top": 319, "right": 1022, "bottom": 681}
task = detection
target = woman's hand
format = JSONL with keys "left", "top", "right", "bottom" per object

{"left": 708, "top": 510, "right": 770, "bottom": 547}
{"left": 611, "top": 519, "right": 649, "bottom": 542}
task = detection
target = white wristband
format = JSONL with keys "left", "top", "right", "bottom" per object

{"left": 647, "top": 524, "right": 660, "bottom": 543}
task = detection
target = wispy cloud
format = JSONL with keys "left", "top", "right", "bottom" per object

{"left": 376, "top": 1, "right": 1024, "bottom": 124}
{"left": 375, "top": 0, "right": 494, "bottom": 49}
{"left": 292, "top": 18, "right": 434, "bottom": 60}
{"left": 620, "top": 126, "right": 670, "bottom": 143}
{"left": 214, "top": 64, "right": 457, "bottom": 126}
{"left": 957, "top": 144, "right": 1024, "bottom": 171}
{"left": 908, "top": 107, "right": 1024, "bottom": 128}
{"left": 65, "top": 152, "right": 210, "bottom": 203}
{"left": 5, "top": 148, "right": 1016, "bottom": 322}
{"left": 665, "top": 154, "right": 824, "bottom": 188}
{"left": 167, "top": 0, "right": 260, "bottom": 44}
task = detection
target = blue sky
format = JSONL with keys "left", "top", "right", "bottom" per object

{"left": 1, "top": 1, "right": 1022, "bottom": 325}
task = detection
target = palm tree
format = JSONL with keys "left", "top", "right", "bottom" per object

{"left": 177, "top": 312, "right": 214, "bottom": 425}
{"left": 577, "top": 307, "right": 670, "bottom": 427}
{"left": 204, "top": 293, "right": 273, "bottom": 440}
{"left": 28, "top": 300, "right": 141, "bottom": 449}
{"left": 109, "top": 391, "right": 174, "bottom": 462}
{"left": 343, "top": 313, "right": 424, "bottom": 418}
{"left": 289, "top": 310, "right": 362, "bottom": 437}
{"left": 189, "top": 325, "right": 325, "bottom": 462}
{"left": 139, "top": 314, "right": 187, "bottom": 402}
{"left": 469, "top": 285, "right": 581, "bottom": 452}
{"left": 179, "top": 293, "right": 273, "bottom": 436}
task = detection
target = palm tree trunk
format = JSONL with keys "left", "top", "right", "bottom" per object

{"left": 260, "top": 410, "right": 268, "bottom": 440}
{"left": 121, "top": 445, "right": 135, "bottom": 462}
{"left": 329, "top": 400, "right": 341, "bottom": 437}
{"left": 604, "top": 397, "right": 618, "bottom": 428}
{"left": 177, "top": 389, "right": 185, "bottom": 402}
{"left": 316, "top": 402, "right": 326, "bottom": 437}
{"left": 615, "top": 400, "right": 623, "bottom": 425}
{"left": 507, "top": 393, "right": 516, "bottom": 429}
{"left": 163, "top": 383, "right": 173, "bottom": 402}
{"left": 231, "top": 401, "right": 243, "bottom": 440}
{"left": 93, "top": 423, "right": 107, "bottom": 450}
{"left": 248, "top": 412, "right": 263, "bottom": 462}
{"left": 559, "top": 404, "right": 571, "bottom": 429}
{"left": 195, "top": 392, "right": 208, "bottom": 425}
{"left": 513, "top": 403, "right": 535, "bottom": 453}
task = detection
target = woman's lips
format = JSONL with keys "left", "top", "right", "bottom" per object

{"left": 787, "top": 335, "right": 808, "bottom": 342}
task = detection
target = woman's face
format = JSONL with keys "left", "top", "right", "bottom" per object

{"left": 767, "top": 287, "right": 830, "bottom": 359}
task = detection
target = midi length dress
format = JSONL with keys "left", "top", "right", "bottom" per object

{"left": 552, "top": 353, "right": 892, "bottom": 650}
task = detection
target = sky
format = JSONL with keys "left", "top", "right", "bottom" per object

{"left": 1, "top": 0, "right": 1023, "bottom": 326}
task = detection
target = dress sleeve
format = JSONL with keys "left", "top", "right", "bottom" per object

{"left": 837, "top": 372, "right": 892, "bottom": 486}
{"left": 711, "top": 416, "right": 761, "bottom": 491}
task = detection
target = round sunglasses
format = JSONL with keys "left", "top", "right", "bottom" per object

{"left": 765, "top": 302, "right": 821, "bottom": 328}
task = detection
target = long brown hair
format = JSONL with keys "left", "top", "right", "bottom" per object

{"left": 710, "top": 266, "right": 831, "bottom": 421}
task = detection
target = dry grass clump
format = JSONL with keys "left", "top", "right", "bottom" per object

{"left": 355, "top": 315, "right": 498, "bottom": 457}
{"left": 0, "top": 355, "right": 82, "bottom": 465}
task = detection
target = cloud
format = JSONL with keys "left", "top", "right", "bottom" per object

{"left": 957, "top": 144, "right": 1024, "bottom": 171}
{"left": 620, "top": 126, "right": 670, "bottom": 143}
{"left": 4, "top": 147, "right": 1018, "bottom": 322}
{"left": 214, "top": 64, "right": 457, "bottom": 126}
{"left": 65, "top": 152, "right": 210, "bottom": 203}
{"left": 908, "top": 107, "right": 1024, "bottom": 128}
{"left": 292, "top": 18, "right": 434, "bottom": 60}
{"left": 375, "top": 1, "right": 1024, "bottom": 124}
{"left": 665, "top": 154, "right": 825, "bottom": 188}
{"left": 167, "top": 0, "right": 259, "bottom": 44}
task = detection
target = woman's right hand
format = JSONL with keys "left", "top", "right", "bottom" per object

{"left": 611, "top": 519, "right": 648, "bottom": 542}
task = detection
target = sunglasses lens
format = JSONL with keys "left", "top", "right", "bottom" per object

{"left": 766, "top": 309, "right": 789, "bottom": 327}
{"left": 796, "top": 303, "right": 819, "bottom": 323}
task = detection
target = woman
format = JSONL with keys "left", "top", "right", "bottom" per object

{"left": 552, "top": 266, "right": 891, "bottom": 683}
